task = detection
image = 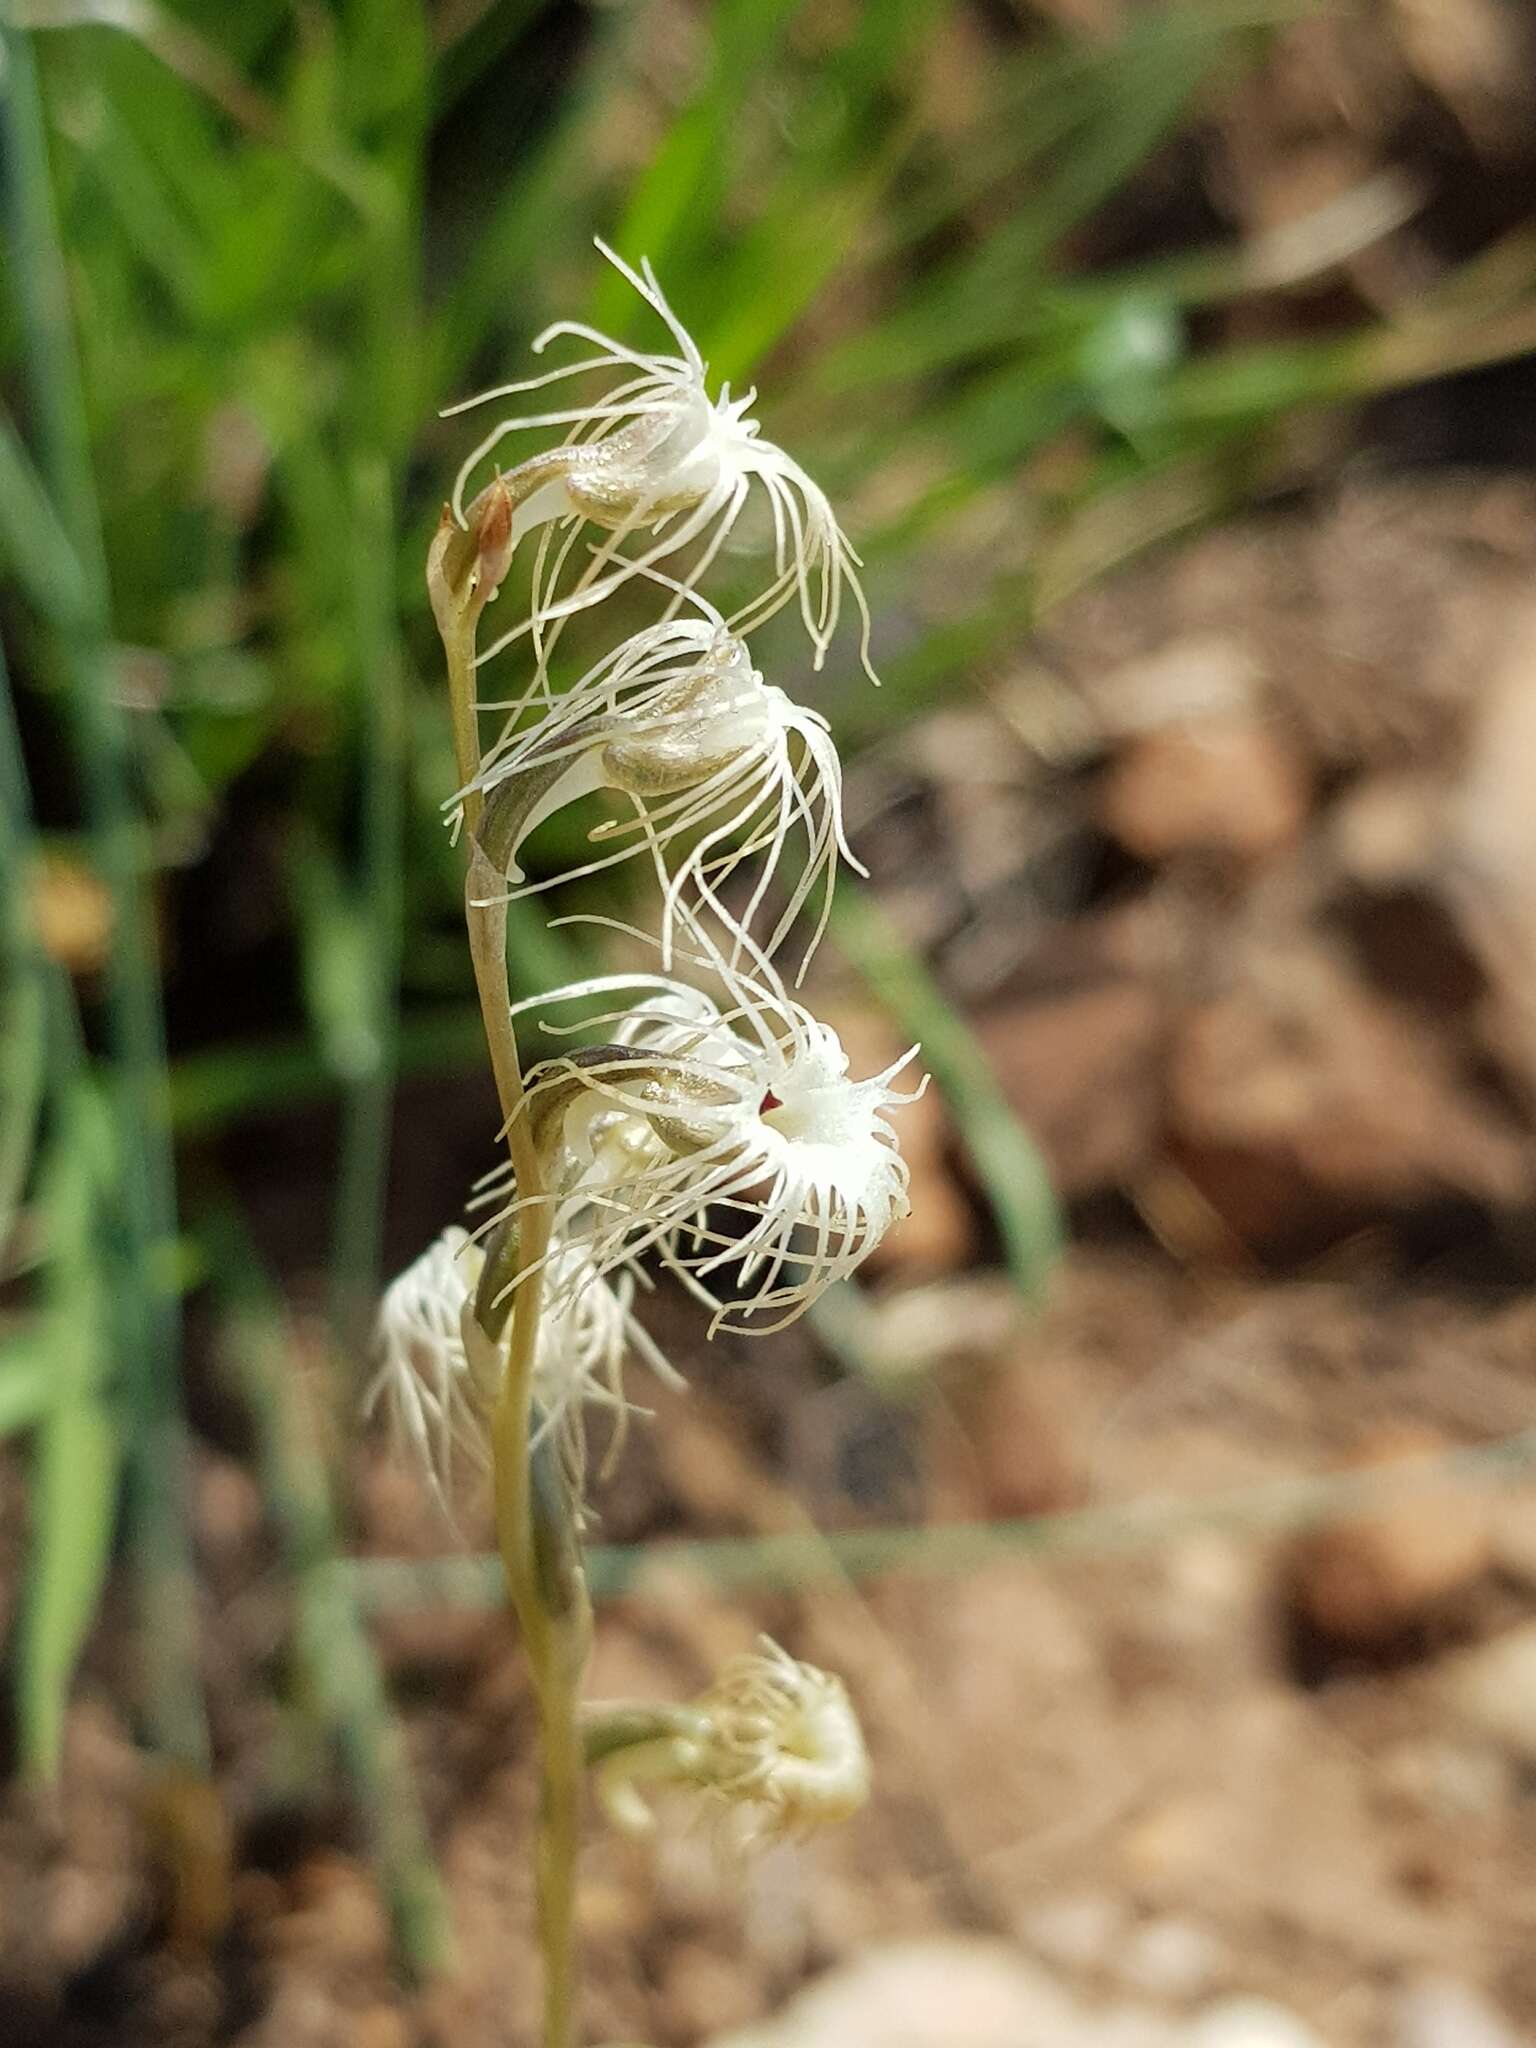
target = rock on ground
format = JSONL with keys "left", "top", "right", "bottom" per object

{"left": 707, "top": 1940, "right": 1338, "bottom": 2048}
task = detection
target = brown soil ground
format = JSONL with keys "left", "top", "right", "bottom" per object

{"left": 9, "top": 474, "right": 1536, "bottom": 2047}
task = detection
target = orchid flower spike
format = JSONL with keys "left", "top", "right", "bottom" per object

{"left": 590, "top": 1637, "right": 870, "bottom": 1845}
{"left": 365, "top": 1224, "right": 678, "bottom": 1505}
{"left": 458, "top": 592, "right": 861, "bottom": 974}
{"left": 497, "top": 908, "right": 925, "bottom": 1333}
{"left": 444, "top": 240, "right": 874, "bottom": 684}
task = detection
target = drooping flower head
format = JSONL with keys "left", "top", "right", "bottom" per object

{"left": 444, "top": 241, "right": 873, "bottom": 685}
{"left": 366, "top": 1223, "right": 678, "bottom": 1504}
{"left": 590, "top": 1636, "right": 870, "bottom": 1844}
{"left": 499, "top": 908, "right": 925, "bottom": 1333}
{"left": 691, "top": 1637, "right": 870, "bottom": 1842}
{"left": 457, "top": 589, "right": 860, "bottom": 974}
{"left": 367, "top": 1226, "right": 488, "bottom": 1500}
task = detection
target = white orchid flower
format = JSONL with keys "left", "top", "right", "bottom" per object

{"left": 366, "top": 1226, "right": 487, "bottom": 1500}
{"left": 689, "top": 1637, "right": 870, "bottom": 1843}
{"left": 444, "top": 241, "right": 873, "bottom": 684}
{"left": 456, "top": 592, "right": 860, "bottom": 973}
{"left": 591, "top": 1636, "right": 870, "bottom": 1844}
{"left": 365, "top": 1223, "right": 677, "bottom": 1504}
{"left": 494, "top": 911, "right": 925, "bottom": 1334}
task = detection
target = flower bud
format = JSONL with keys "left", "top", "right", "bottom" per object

{"left": 587, "top": 1638, "right": 870, "bottom": 1845}
{"left": 427, "top": 474, "right": 517, "bottom": 637}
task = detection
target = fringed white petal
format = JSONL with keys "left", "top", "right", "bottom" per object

{"left": 489, "top": 908, "right": 924, "bottom": 1331}
{"left": 445, "top": 241, "right": 875, "bottom": 683}
{"left": 458, "top": 604, "right": 855, "bottom": 970}
{"left": 366, "top": 1223, "right": 678, "bottom": 1508}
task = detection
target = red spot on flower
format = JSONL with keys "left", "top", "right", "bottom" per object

{"left": 759, "top": 1090, "right": 782, "bottom": 1114}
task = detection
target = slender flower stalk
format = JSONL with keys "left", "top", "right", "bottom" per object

{"left": 426, "top": 481, "right": 585, "bottom": 2048}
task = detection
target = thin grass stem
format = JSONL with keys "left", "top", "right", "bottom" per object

{"left": 329, "top": 457, "right": 407, "bottom": 1342}
{"left": 348, "top": 1423, "right": 1536, "bottom": 1611}
{"left": 829, "top": 886, "right": 1061, "bottom": 1299}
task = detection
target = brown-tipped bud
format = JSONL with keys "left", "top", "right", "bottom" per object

{"left": 471, "top": 474, "right": 515, "bottom": 598}
{"left": 426, "top": 476, "right": 517, "bottom": 639}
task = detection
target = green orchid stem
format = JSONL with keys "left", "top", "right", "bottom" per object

{"left": 579, "top": 1702, "right": 714, "bottom": 1840}
{"left": 580, "top": 1701, "right": 709, "bottom": 1768}
{"left": 430, "top": 495, "right": 590, "bottom": 2048}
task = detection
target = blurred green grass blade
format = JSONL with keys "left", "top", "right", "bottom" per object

{"left": 860, "top": 297, "right": 1181, "bottom": 555}
{"left": 341, "top": 10, "right": 429, "bottom": 458}
{"left": 4, "top": 15, "right": 206, "bottom": 1771}
{"left": 164, "top": 889, "right": 586, "bottom": 1137}
{"left": 0, "top": 636, "right": 49, "bottom": 1249}
{"left": 207, "top": 1203, "right": 451, "bottom": 1978}
{"left": 43, "top": 11, "right": 379, "bottom": 356}
{"left": 291, "top": 837, "right": 381, "bottom": 1082}
{"left": 2, "top": 33, "right": 101, "bottom": 567}
{"left": 701, "top": 148, "right": 902, "bottom": 386}
{"left": 21, "top": 1393, "right": 119, "bottom": 1775}
{"left": 431, "top": 0, "right": 552, "bottom": 115}
{"left": 866, "top": 248, "right": 1536, "bottom": 693}
{"left": 17, "top": 1087, "right": 119, "bottom": 1780}
{"left": 0, "top": 410, "right": 91, "bottom": 627}
{"left": 0, "top": 957, "right": 46, "bottom": 1256}
{"left": 818, "top": 5, "right": 1273, "bottom": 396}
{"left": 329, "top": 456, "right": 407, "bottom": 1338}
{"left": 31, "top": 1, "right": 290, "bottom": 183}
{"left": 1104, "top": 294, "right": 1536, "bottom": 449}
{"left": 860, "top": 352, "right": 1091, "bottom": 560}
{"left": 168, "top": 863, "right": 591, "bottom": 1140}
{"left": 0, "top": 1335, "right": 53, "bottom": 1437}
{"left": 695, "top": 0, "right": 943, "bottom": 381}
{"left": 427, "top": 9, "right": 626, "bottom": 398}
{"left": 167, "top": 1008, "right": 484, "bottom": 1135}
{"left": 67, "top": 76, "right": 211, "bottom": 326}
{"left": 1053, "top": 168, "right": 1420, "bottom": 317}
{"left": 126, "top": 0, "right": 380, "bottom": 226}
{"left": 426, "top": 112, "right": 584, "bottom": 401}
{"left": 349, "top": 1426, "right": 1536, "bottom": 1611}
{"left": 1032, "top": 440, "right": 1274, "bottom": 618}
{"left": 260, "top": 424, "right": 354, "bottom": 699}
{"left": 829, "top": 887, "right": 1061, "bottom": 1298}
{"left": 877, "top": 30, "right": 1135, "bottom": 253}
{"left": 829, "top": 574, "right": 1035, "bottom": 743}
{"left": 877, "top": 1, "right": 1312, "bottom": 260}
{"left": 341, "top": 0, "right": 432, "bottom": 135}
{"left": 592, "top": 0, "right": 808, "bottom": 324}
